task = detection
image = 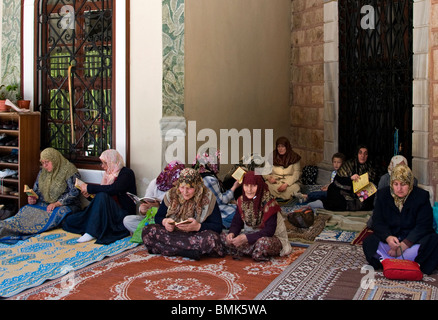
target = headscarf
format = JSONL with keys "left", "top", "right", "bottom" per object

{"left": 273, "top": 136, "right": 301, "bottom": 168}
{"left": 100, "top": 149, "right": 125, "bottom": 185}
{"left": 337, "top": 144, "right": 377, "bottom": 183}
{"left": 38, "top": 148, "right": 78, "bottom": 203}
{"left": 156, "top": 160, "right": 185, "bottom": 191}
{"left": 390, "top": 164, "right": 414, "bottom": 211}
{"left": 192, "top": 150, "right": 220, "bottom": 175}
{"left": 237, "top": 171, "right": 281, "bottom": 228}
{"left": 163, "top": 168, "right": 216, "bottom": 223}
{"left": 387, "top": 155, "right": 408, "bottom": 174}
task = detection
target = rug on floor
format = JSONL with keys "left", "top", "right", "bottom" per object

{"left": 0, "top": 229, "right": 138, "bottom": 298}
{"left": 255, "top": 241, "right": 438, "bottom": 300}
{"left": 9, "top": 245, "right": 307, "bottom": 300}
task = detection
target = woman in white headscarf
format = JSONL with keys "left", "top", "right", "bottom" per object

{"left": 62, "top": 149, "right": 137, "bottom": 244}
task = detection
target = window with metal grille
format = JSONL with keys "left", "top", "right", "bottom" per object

{"left": 338, "top": 0, "right": 413, "bottom": 172}
{"left": 36, "top": 0, "right": 113, "bottom": 167}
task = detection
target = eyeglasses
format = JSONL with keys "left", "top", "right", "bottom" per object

{"left": 40, "top": 160, "right": 50, "bottom": 166}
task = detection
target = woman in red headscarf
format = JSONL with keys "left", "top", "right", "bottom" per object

{"left": 222, "top": 171, "right": 292, "bottom": 261}
{"left": 264, "top": 136, "right": 302, "bottom": 201}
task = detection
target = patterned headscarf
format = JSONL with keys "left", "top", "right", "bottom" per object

{"left": 390, "top": 164, "right": 414, "bottom": 211}
{"left": 237, "top": 171, "right": 281, "bottom": 228}
{"left": 38, "top": 148, "right": 78, "bottom": 203}
{"left": 387, "top": 155, "right": 408, "bottom": 174}
{"left": 156, "top": 160, "right": 185, "bottom": 191}
{"left": 273, "top": 136, "right": 301, "bottom": 167}
{"left": 100, "top": 149, "right": 125, "bottom": 185}
{"left": 164, "top": 168, "right": 216, "bottom": 223}
{"left": 337, "top": 145, "right": 377, "bottom": 183}
{"left": 192, "top": 150, "right": 220, "bottom": 175}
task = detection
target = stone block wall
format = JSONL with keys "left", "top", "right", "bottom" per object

{"left": 290, "top": 0, "right": 325, "bottom": 167}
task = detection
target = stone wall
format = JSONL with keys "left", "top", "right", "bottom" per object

{"left": 290, "top": 0, "right": 325, "bottom": 167}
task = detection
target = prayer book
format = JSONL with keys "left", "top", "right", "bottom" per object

{"left": 168, "top": 219, "right": 191, "bottom": 226}
{"left": 75, "top": 178, "right": 95, "bottom": 198}
{"left": 127, "top": 192, "right": 160, "bottom": 204}
{"left": 23, "top": 184, "right": 38, "bottom": 199}
{"left": 352, "top": 173, "right": 377, "bottom": 202}
{"left": 232, "top": 167, "right": 247, "bottom": 184}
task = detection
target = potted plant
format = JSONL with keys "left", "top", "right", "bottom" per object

{"left": 0, "top": 85, "right": 7, "bottom": 112}
{"left": 3, "top": 84, "right": 30, "bottom": 110}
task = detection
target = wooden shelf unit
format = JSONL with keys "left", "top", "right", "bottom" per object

{"left": 0, "top": 112, "right": 41, "bottom": 209}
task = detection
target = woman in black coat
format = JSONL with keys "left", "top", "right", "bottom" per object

{"left": 363, "top": 164, "right": 438, "bottom": 275}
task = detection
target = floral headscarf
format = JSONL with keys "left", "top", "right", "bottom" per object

{"left": 390, "top": 164, "right": 414, "bottom": 211}
{"left": 163, "top": 168, "right": 216, "bottom": 223}
{"left": 192, "top": 150, "right": 220, "bottom": 175}
{"left": 38, "top": 148, "right": 78, "bottom": 203}
{"left": 238, "top": 171, "right": 281, "bottom": 228}
{"left": 387, "top": 155, "right": 408, "bottom": 174}
{"left": 156, "top": 160, "right": 185, "bottom": 191}
{"left": 100, "top": 149, "right": 125, "bottom": 185}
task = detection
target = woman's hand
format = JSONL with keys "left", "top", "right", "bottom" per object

{"left": 162, "top": 218, "right": 176, "bottom": 232}
{"left": 351, "top": 174, "right": 360, "bottom": 182}
{"left": 175, "top": 218, "right": 201, "bottom": 232}
{"left": 229, "top": 234, "right": 248, "bottom": 247}
{"left": 267, "top": 176, "right": 277, "bottom": 184}
{"left": 277, "top": 183, "right": 288, "bottom": 192}
{"left": 28, "top": 196, "right": 37, "bottom": 205}
{"left": 225, "top": 232, "right": 235, "bottom": 244}
{"left": 47, "top": 201, "right": 61, "bottom": 212}
{"left": 80, "top": 183, "right": 90, "bottom": 197}
{"left": 139, "top": 202, "right": 158, "bottom": 214}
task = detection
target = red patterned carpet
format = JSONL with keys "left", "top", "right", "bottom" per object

{"left": 10, "top": 245, "right": 306, "bottom": 300}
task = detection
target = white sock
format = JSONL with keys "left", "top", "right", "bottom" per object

{"left": 77, "top": 233, "right": 95, "bottom": 243}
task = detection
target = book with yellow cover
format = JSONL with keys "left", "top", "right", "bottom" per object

{"left": 232, "top": 167, "right": 247, "bottom": 184}
{"left": 353, "top": 173, "right": 377, "bottom": 201}
{"left": 75, "top": 178, "right": 95, "bottom": 198}
{"left": 24, "top": 185, "right": 38, "bottom": 199}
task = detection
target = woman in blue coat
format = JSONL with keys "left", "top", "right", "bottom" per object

{"left": 363, "top": 164, "right": 438, "bottom": 274}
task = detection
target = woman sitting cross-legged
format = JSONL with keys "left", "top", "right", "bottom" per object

{"left": 0, "top": 147, "right": 81, "bottom": 244}
{"left": 363, "top": 164, "right": 438, "bottom": 275}
{"left": 141, "top": 168, "right": 225, "bottom": 260}
{"left": 222, "top": 171, "right": 292, "bottom": 261}
{"left": 62, "top": 149, "right": 137, "bottom": 244}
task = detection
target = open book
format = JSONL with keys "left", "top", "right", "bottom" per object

{"left": 24, "top": 184, "right": 38, "bottom": 198}
{"left": 127, "top": 192, "right": 160, "bottom": 205}
{"left": 232, "top": 167, "right": 247, "bottom": 184}
{"left": 75, "top": 178, "right": 95, "bottom": 198}
{"left": 168, "top": 219, "right": 191, "bottom": 226}
{"left": 5, "top": 99, "right": 30, "bottom": 113}
{"left": 352, "top": 173, "right": 377, "bottom": 202}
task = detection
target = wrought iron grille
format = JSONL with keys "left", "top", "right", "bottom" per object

{"left": 36, "top": 0, "right": 113, "bottom": 165}
{"left": 338, "top": 0, "right": 413, "bottom": 173}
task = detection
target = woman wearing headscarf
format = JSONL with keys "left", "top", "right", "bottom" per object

{"left": 0, "top": 148, "right": 81, "bottom": 243}
{"left": 123, "top": 160, "right": 185, "bottom": 234}
{"left": 62, "top": 149, "right": 137, "bottom": 244}
{"left": 363, "top": 164, "right": 438, "bottom": 275}
{"left": 222, "top": 171, "right": 292, "bottom": 261}
{"left": 142, "top": 168, "right": 225, "bottom": 260}
{"left": 193, "top": 151, "right": 240, "bottom": 228}
{"left": 264, "top": 136, "right": 302, "bottom": 201}
{"left": 324, "top": 144, "right": 378, "bottom": 211}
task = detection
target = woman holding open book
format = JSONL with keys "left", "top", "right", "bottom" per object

{"left": 323, "top": 144, "right": 378, "bottom": 211}
{"left": 62, "top": 149, "right": 137, "bottom": 244}
{"left": 142, "top": 168, "right": 225, "bottom": 260}
{"left": 0, "top": 148, "right": 81, "bottom": 244}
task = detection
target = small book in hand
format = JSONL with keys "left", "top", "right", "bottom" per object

{"left": 127, "top": 192, "right": 160, "bottom": 205}
{"left": 169, "top": 219, "right": 191, "bottom": 226}
{"left": 232, "top": 167, "right": 247, "bottom": 184}
{"left": 24, "top": 185, "right": 38, "bottom": 199}
{"left": 75, "top": 178, "right": 95, "bottom": 198}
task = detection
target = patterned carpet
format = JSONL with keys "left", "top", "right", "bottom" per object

{"left": 256, "top": 241, "right": 438, "bottom": 300}
{"left": 0, "top": 229, "right": 138, "bottom": 298}
{"left": 9, "top": 245, "right": 306, "bottom": 300}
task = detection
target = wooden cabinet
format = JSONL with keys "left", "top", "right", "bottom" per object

{"left": 0, "top": 112, "right": 41, "bottom": 210}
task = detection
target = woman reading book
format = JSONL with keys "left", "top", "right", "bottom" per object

{"left": 62, "top": 149, "right": 137, "bottom": 244}
{"left": 0, "top": 148, "right": 81, "bottom": 244}
{"left": 324, "top": 144, "right": 378, "bottom": 211}
{"left": 142, "top": 168, "right": 225, "bottom": 260}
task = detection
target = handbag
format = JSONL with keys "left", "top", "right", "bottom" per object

{"left": 381, "top": 246, "right": 423, "bottom": 281}
{"left": 287, "top": 206, "right": 314, "bottom": 228}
